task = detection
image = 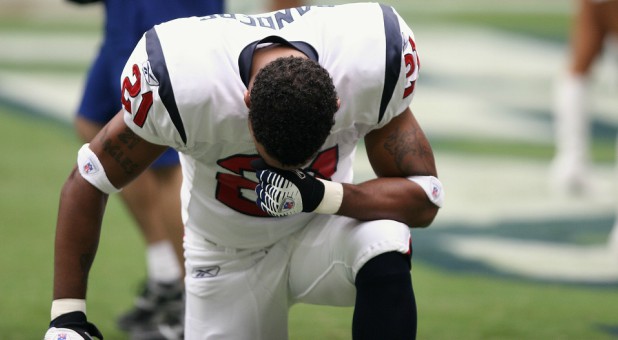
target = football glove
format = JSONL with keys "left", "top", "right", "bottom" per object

{"left": 44, "top": 311, "right": 103, "bottom": 340}
{"left": 252, "top": 159, "right": 326, "bottom": 216}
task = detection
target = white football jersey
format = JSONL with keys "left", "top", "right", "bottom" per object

{"left": 120, "top": 2, "right": 420, "bottom": 248}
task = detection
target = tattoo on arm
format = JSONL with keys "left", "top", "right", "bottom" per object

{"left": 118, "top": 127, "right": 140, "bottom": 149}
{"left": 100, "top": 127, "right": 141, "bottom": 176}
{"left": 383, "top": 125, "right": 434, "bottom": 175}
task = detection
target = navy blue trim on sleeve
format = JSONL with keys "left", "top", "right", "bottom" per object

{"left": 379, "top": 3, "right": 402, "bottom": 123}
{"left": 145, "top": 28, "right": 187, "bottom": 145}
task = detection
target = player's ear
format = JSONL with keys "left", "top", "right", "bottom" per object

{"left": 244, "top": 90, "right": 251, "bottom": 108}
{"left": 337, "top": 98, "right": 341, "bottom": 109}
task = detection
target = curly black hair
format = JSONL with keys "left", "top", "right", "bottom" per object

{"left": 248, "top": 56, "right": 338, "bottom": 167}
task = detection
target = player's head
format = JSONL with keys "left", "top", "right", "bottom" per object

{"left": 248, "top": 56, "right": 339, "bottom": 168}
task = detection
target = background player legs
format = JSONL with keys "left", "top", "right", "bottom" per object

{"left": 150, "top": 166, "right": 185, "bottom": 268}
{"left": 551, "top": 0, "right": 618, "bottom": 195}
{"left": 118, "top": 167, "right": 184, "bottom": 281}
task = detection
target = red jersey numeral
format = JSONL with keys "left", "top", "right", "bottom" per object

{"left": 215, "top": 147, "right": 339, "bottom": 216}
{"left": 121, "top": 64, "right": 153, "bottom": 127}
{"left": 403, "top": 36, "right": 418, "bottom": 98}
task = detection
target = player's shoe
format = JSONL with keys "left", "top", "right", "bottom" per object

{"left": 117, "top": 279, "right": 184, "bottom": 335}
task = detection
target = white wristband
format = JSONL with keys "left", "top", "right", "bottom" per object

{"left": 51, "top": 299, "right": 86, "bottom": 320}
{"left": 77, "top": 143, "right": 121, "bottom": 194}
{"left": 314, "top": 179, "right": 343, "bottom": 214}
{"left": 408, "top": 175, "right": 444, "bottom": 208}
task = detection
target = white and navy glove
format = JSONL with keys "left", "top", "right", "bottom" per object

{"left": 44, "top": 311, "right": 103, "bottom": 340}
{"left": 252, "top": 159, "right": 343, "bottom": 217}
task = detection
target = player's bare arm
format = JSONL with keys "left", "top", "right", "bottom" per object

{"left": 337, "top": 107, "right": 440, "bottom": 227}
{"left": 89, "top": 112, "right": 169, "bottom": 188}
{"left": 54, "top": 169, "right": 107, "bottom": 299}
{"left": 253, "top": 106, "right": 442, "bottom": 224}
{"left": 377, "top": 109, "right": 436, "bottom": 177}
{"left": 53, "top": 111, "right": 167, "bottom": 299}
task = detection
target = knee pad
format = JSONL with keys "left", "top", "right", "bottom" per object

{"left": 355, "top": 251, "right": 411, "bottom": 286}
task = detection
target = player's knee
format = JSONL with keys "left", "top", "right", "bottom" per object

{"left": 346, "top": 220, "right": 411, "bottom": 271}
{"left": 355, "top": 251, "right": 411, "bottom": 287}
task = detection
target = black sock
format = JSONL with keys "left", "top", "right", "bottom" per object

{"left": 352, "top": 251, "right": 417, "bottom": 340}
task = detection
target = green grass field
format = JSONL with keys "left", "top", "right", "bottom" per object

{"left": 1, "top": 1, "right": 618, "bottom": 339}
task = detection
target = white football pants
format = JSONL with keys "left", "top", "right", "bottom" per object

{"left": 183, "top": 215, "right": 411, "bottom": 340}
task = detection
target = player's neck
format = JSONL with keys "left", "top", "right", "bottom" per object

{"left": 249, "top": 45, "right": 308, "bottom": 85}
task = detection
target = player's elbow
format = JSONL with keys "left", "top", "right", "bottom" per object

{"left": 408, "top": 203, "right": 439, "bottom": 228}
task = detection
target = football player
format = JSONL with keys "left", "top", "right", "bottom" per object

{"left": 45, "top": 3, "right": 443, "bottom": 339}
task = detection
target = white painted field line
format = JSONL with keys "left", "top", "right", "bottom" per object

{"left": 442, "top": 235, "right": 618, "bottom": 283}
